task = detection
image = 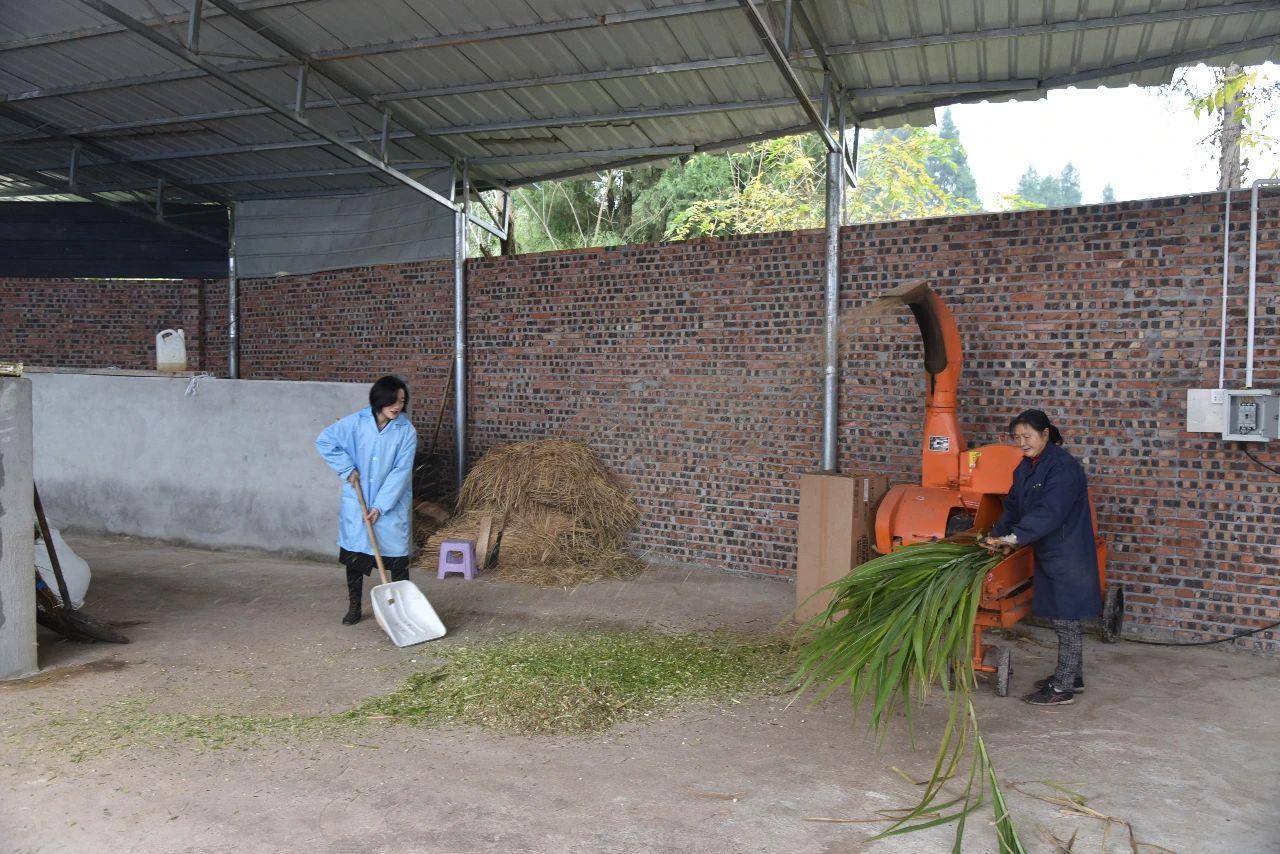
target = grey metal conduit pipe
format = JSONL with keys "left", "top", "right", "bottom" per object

{"left": 227, "top": 202, "right": 239, "bottom": 379}
{"left": 1247, "top": 179, "right": 1280, "bottom": 388}
{"left": 454, "top": 163, "right": 469, "bottom": 492}
{"left": 820, "top": 107, "right": 846, "bottom": 472}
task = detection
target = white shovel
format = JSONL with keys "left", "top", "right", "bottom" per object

{"left": 353, "top": 474, "right": 446, "bottom": 647}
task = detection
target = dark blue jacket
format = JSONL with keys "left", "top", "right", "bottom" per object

{"left": 991, "top": 442, "right": 1101, "bottom": 620}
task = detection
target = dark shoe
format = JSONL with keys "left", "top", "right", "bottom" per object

{"left": 342, "top": 603, "right": 362, "bottom": 625}
{"left": 1034, "top": 675, "right": 1084, "bottom": 693}
{"left": 1023, "top": 686, "right": 1075, "bottom": 706}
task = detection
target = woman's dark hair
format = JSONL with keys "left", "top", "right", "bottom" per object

{"left": 1008, "top": 409, "right": 1063, "bottom": 445}
{"left": 369, "top": 375, "right": 409, "bottom": 416}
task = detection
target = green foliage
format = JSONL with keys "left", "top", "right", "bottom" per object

{"left": 793, "top": 543, "right": 1026, "bottom": 852}
{"left": 27, "top": 631, "right": 791, "bottom": 757}
{"left": 350, "top": 630, "right": 791, "bottom": 735}
{"left": 1192, "top": 69, "right": 1259, "bottom": 124}
{"left": 1012, "top": 163, "right": 1082, "bottom": 209}
{"left": 934, "top": 109, "right": 980, "bottom": 204}
{"left": 1101, "top": 183, "right": 1116, "bottom": 204}
{"left": 850, "top": 128, "right": 981, "bottom": 223}
{"left": 510, "top": 123, "right": 982, "bottom": 251}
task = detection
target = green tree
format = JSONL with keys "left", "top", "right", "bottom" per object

{"left": 1058, "top": 163, "right": 1082, "bottom": 206}
{"left": 933, "top": 109, "right": 980, "bottom": 204}
{"left": 1101, "top": 183, "right": 1116, "bottom": 203}
{"left": 1011, "top": 162, "right": 1082, "bottom": 208}
{"left": 509, "top": 125, "right": 981, "bottom": 251}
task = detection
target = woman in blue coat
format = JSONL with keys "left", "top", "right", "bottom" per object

{"left": 980, "top": 410, "right": 1101, "bottom": 707}
{"left": 316, "top": 375, "right": 419, "bottom": 625}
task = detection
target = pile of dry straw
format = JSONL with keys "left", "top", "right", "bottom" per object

{"left": 421, "top": 440, "right": 643, "bottom": 587}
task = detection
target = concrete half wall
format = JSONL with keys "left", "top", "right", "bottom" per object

{"left": 30, "top": 372, "right": 369, "bottom": 557}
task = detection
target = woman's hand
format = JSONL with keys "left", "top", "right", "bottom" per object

{"left": 364, "top": 507, "right": 380, "bottom": 525}
{"left": 979, "top": 534, "right": 1017, "bottom": 554}
{"left": 347, "top": 470, "right": 360, "bottom": 486}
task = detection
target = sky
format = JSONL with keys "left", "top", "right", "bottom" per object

{"left": 943, "top": 63, "right": 1279, "bottom": 208}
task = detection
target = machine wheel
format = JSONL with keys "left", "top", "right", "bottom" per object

{"left": 994, "top": 647, "right": 1013, "bottom": 697}
{"left": 1101, "top": 584, "right": 1125, "bottom": 643}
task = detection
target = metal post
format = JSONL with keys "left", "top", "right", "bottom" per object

{"left": 67, "top": 143, "right": 80, "bottom": 191}
{"left": 294, "top": 63, "right": 309, "bottom": 115}
{"left": 187, "top": 0, "right": 203, "bottom": 50}
{"left": 227, "top": 203, "right": 239, "bottom": 379}
{"left": 1220, "top": 189, "right": 1231, "bottom": 389}
{"left": 454, "top": 163, "right": 469, "bottom": 491}
{"left": 821, "top": 111, "right": 845, "bottom": 471}
{"left": 1248, "top": 183, "right": 1259, "bottom": 388}
{"left": 782, "top": 0, "right": 793, "bottom": 53}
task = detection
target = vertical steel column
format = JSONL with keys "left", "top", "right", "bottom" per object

{"left": 227, "top": 203, "right": 239, "bottom": 379}
{"left": 1220, "top": 189, "right": 1232, "bottom": 389}
{"left": 454, "top": 164, "right": 469, "bottom": 491}
{"left": 821, "top": 101, "right": 846, "bottom": 471}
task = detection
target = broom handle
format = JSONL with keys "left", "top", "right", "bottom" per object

{"left": 33, "top": 485, "right": 73, "bottom": 611}
{"left": 350, "top": 472, "right": 390, "bottom": 586}
{"left": 430, "top": 362, "right": 454, "bottom": 451}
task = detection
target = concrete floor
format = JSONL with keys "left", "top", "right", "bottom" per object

{"left": 1, "top": 535, "right": 1277, "bottom": 854}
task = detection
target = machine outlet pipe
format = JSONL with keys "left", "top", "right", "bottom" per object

{"left": 821, "top": 144, "right": 844, "bottom": 472}
{"left": 454, "top": 164, "right": 469, "bottom": 492}
{"left": 1219, "top": 189, "right": 1231, "bottom": 389}
{"left": 227, "top": 202, "right": 239, "bottom": 379}
{"left": 1247, "top": 179, "right": 1280, "bottom": 389}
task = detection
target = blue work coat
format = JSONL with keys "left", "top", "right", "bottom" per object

{"left": 991, "top": 442, "right": 1102, "bottom": 620}
{"left": 316, "top": 409, "right": 418, "bottom": 557}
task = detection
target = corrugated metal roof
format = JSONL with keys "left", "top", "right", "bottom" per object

{"left": 1, "top": 0, "right": 1277, "bottom": 204}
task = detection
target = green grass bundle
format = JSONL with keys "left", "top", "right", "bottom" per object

{"left": 793, "top": 542, "right": 1026, "bottom": 853}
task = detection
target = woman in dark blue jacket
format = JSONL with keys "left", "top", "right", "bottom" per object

{"left": 980, "top": 410, "right": 1100, "bottom": 707}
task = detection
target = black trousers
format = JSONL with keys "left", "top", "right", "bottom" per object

{"left": 339, "top": 548, "right": 409, "bottom": 601}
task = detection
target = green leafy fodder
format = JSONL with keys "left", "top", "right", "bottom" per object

{"left": 350, "top": 630, "right": 791, "bottom": 735}
{"left": 793, "top": 543, "right": 1026, "bottom": 853}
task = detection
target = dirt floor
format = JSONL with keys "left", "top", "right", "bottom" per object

{"left": 2, "top": 535, "right": 1278, "bottom": 854}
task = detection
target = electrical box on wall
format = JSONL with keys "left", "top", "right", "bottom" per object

{"left": 1186, "top": 389, "right": 1280, "bottom": 442}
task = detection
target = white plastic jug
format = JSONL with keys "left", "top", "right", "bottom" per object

{"left": 156, "top": 328, "right": 187, "bottom": 372}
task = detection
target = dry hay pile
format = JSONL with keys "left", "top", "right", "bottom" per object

{"left": 421, "top": 440, "right": 643, "bottom": 587}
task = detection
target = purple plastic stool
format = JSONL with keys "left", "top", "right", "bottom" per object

{"left": 437, "top": 539, "right": 478, "bottom": 580}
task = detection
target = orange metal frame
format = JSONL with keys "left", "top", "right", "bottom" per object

{"left": 868, "top": 283, "right": 1108, "bottom": 673}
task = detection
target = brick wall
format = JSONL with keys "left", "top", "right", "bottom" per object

{"left": 5, "top": 192, "right": 1278, "bottom": 649}
{"left": 0, "top": 277, "right": 211, "bottom": 372}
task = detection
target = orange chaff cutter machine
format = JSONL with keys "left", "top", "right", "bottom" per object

{"left": 869, "top": 283, "right": 1111, "bottom": 695}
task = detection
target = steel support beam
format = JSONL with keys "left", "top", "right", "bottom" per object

{"left": 0, "top": 102, "right": 226, "bottom": 206}
{"left": 737, "top": 0, "right": 855, "bottom": 185}
{"left": 78, "top": 0, "right": 461, "bottom": 214}
{"left": 0, "top": 161, "right": 226, "bottom": 246}
{"left": 508, "top": 123, "right": 812, "bottom": 187}
{"left": 5, "top": 1, "right": 1268, "bottom": 110}
{"left": 6, "top": 92, "right": 808, "bottom": 149}
{"left": 201, "top": 0, "right": 473, "bottom": 175}
{"left": 821, "top": 102, "right": 846, "bottom": 472}
{"left": 453, "top": 164, "right": 469, "bottom": 492}
{"left": 0, "top": 0, "right": 320, "bottom": 52}
{"left": 227, "top": 204, "right": 239, "bottom": 378}
{"left": 858, "top": 32, "right": 1280, "bottom": 123}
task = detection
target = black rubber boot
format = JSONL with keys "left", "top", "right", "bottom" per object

{"left": 343, "top": 567, "right": 363, "bottom": 625}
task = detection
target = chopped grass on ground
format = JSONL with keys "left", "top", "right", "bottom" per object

{"left": 348, "top": 630, "right": 792, "bottom": 735}
{"left": 19, "top": 630, "right": 792, "bottom": 757}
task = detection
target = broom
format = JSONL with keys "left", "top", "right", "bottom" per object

{"left": 792, "top": 542, "right": 1025, "bottom": 853}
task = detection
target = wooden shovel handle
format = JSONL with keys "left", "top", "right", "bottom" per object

{"left": 350, "top": 472, "right": 390, "bottom": 586}
{"left": 33, "top": 485, "right": 73, "bottom": 611}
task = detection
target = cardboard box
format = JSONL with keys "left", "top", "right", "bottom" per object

{"left": 795, "top": 472, "right": 889, "bottom": 623}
